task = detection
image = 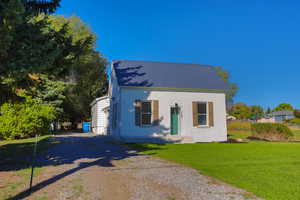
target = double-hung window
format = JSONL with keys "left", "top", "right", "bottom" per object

{"left": 141, "top": 101, "right": 152, "bottom": 125}
{"left": 197, "top": 102, "right": 208, "bottom": 126}
{"left": 135, "top": 100, "right": 159, "bottom": 126}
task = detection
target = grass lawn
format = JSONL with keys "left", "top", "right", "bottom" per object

{"left": 0, "top": 136, "right": 59, "bottom": 200}
{"left": 0, "top": 136, "right": 58, "bottom": 164}
{"left": 292, "top": 129, "right": 300, "bottom": 140}
{"left": 129, "top": 136, "right": 300, "bottom": 200}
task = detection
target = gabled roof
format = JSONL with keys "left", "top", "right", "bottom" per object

{"left": 112, "top": 60, "right": 230, "bottom": 90}
{"left": 90, "top": 95, "right": 109, "bottom": 107}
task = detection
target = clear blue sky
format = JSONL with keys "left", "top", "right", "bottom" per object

{"left": 57, "top": 0, "right": 299, "bottom": 109}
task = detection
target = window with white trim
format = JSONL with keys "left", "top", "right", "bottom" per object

{"left": 197, "top": 102, "right": 208, "bottom": 126}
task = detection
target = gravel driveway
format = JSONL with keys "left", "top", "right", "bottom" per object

{"left": 15, "top": 133, "right": 258, "bottom": 200}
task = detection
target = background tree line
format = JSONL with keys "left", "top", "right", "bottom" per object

{"left": 0, "top": 0, "right": 107, "bottom": 139}
{"left": 229, "top": 102, "right": 300, "bottom": 122}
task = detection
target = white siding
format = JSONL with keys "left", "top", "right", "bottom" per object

{"left": 91, "top": 97, "right": 109, "bottom": 135}
{"left": 118, "top": 87, "right": 227, "bottom": 142}
{"left": 91, "top": 102, "right": 97, "bottom": 133}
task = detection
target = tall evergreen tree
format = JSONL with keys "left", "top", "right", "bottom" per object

{"left": 22, "top": 0, "right": 61, "bottom": 14}
{"left": 0, "top": 1, "right": 92, "bottom": 104}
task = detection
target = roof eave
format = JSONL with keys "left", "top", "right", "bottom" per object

{"left": 90, "top": 95, "right": 109, "bottom": 107}
{"left": 120, "top": 86, "right": 228, "bottom": 93}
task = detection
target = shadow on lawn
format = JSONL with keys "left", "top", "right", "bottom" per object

{"left": 1, "top": 134, "right": 166, "bottom": 200}
{"left": 0, "top": 136, "right": 58, "bottom": 171}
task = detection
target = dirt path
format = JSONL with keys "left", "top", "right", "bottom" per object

{"left": 6, "top": 133, "right": 258, "bottom": 200}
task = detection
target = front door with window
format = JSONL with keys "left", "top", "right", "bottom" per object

{"left": 170, "top": 106, "right": 179, "bottom": 135}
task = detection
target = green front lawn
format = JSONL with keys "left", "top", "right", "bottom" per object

{"left": 130, "top": 140, "right": 300, "bottom": 200}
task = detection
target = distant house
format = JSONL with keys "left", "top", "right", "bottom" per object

{"left": 271, "top": 110, "right": 294, "bottom": 122}
{"left": 106, "top": 60, "right": 229, "bottom": 143}
{"left": 90, "top": 96, "right": 110, "bottom": 135}
{"left": 258, "top": 110, "right": 294, "bottom": 123}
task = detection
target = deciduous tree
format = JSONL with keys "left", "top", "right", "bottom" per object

{"left": 214, "top": 66, "right": 238, "bottom": 105}
{"left": 250, "top": 105, "right": 264, "bottom": 120}
{"left": 273, "top": 103, "right": 294, "bottom": 112}
{"left": 43, "top": 15, "right": 108, "bottom": 122}
{"left": 229, "top": 103, "right": 251, "bottom": 120}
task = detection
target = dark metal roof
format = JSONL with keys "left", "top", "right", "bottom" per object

{"left": 113, "top": 60, "right": 230, "bottom": 90}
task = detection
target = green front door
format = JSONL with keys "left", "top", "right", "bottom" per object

{"left": 171, "top": 107, "right": 179, "bottom": 135}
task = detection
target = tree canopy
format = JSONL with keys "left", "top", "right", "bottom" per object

{"left": 229, "top": 103, "right": 264, "bottom": 120}
{"left": 0, "top": 1, "right": 91, "bottom": 106}
{"left": 273, "top": 103, "right": 294, "bottom": 112}
{"left": 0, "top": 1, "right": 108, "bottom": 138}
{"left": 40, "top": 15, "right": 108, "bottom": 122}
{"left": 249, "top": 105, "right": 264, "bottom": 120}
{"left": 214, "top": 66, "right": 238, "bottom": 105}
{"left": 229, "top": 103, "right": 251, "bottom": 120}
{"left": 22, "top": 0, "right": 61, "bottom": 14}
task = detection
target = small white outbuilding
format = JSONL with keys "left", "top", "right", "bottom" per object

{"left": 90, "top": 96, "right": 110, "bottom": 135}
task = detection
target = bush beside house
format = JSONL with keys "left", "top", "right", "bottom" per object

{"left": 0, "top": 98, "right": 55, "bottom": 140}
{"left": 286, "top": 110, "right": 300, "bottom": 126}
{"left": 251, "top": 123, "right": 293, "bottom": 141}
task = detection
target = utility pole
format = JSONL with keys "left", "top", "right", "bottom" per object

{"left": 29, "top": 134, "right": 38, "bottom": 195}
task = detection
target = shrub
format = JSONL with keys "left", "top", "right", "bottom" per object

{"left": 0, "top": 99, "right": 56, "bottom": 140}
{"left": 293, "top": 109, "right": 300, "bottom": 118}
{"left": 286, "top": 118, "right": 300, "bottom": 125}
{"left": 227, "top": 121, "right": 251, "bottom": 131}
{"left": 251, "top": 123, "right": 293, "bottom": 141}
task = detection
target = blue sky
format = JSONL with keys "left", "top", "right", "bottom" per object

{"left": 57, "top": 0, "right": 300, "bottom": 109}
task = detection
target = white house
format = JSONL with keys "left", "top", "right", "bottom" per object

{"left": 258, "top": 110, "right": 294, "bottom": 123}
{"left": 90, "top": 96, "right": 110, "bottom": 135}
{"left": 108, "top": 60, "right": 229, "bottom": 143}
